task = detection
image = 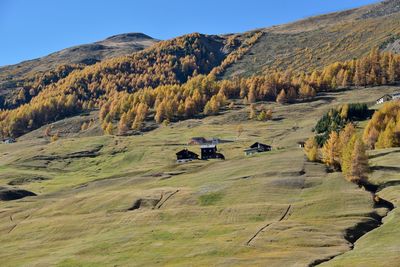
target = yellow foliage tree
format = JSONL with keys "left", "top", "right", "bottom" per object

{"left": 276, "top": 89, "right": 287, "bottom": 104}
{"left": 347, "top": 139, "right": 369, "bottom": 183}
{"left": 322, "top": 131, "right": 341, "bottom": 170}
{"left": 304, "top": 136, "right": 318, "bottom": 162}
{"left": 341, "top": 134, "right": 357, "bottom": 178}
{"left": 105, "top": 122, "right": 113, "bottom": 135}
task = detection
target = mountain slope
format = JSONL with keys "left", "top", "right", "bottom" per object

{"left": 0, "top": 33, "right": 158, "bottom": 108}
{"left": 0, "top": 32, "right": 262, "bottom": 137}
{"left": 0, "top": 85, "right": 398, "bottom": 266}
{"left": 0, "top": 0, "right": 400, "bottom": 135}
{"left": 222, "top": 0, "right": 400, "bottom": 78}
{"left": 0, "top": 33, "right": 157, "bottom": 79}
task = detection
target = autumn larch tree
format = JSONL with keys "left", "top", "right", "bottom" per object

{"left": 105, "top": 122, "right": 114, "bottom": 135}
{"left": 341, "top": 134, "right": 357, "bottom": 179}
{"left": 276, "top": 89, "right": 287, "bottom": 104}
{"left": 322, "top": 131, "right": 341, "bottom": 170}
{"left": 117, "top": 113, "right": 129, "bottom": 135}
{"left": 348, "top": 139, "right": 369, "bottom": 183}
{"left": 304, "top": 136, "right": 319, "bottom": 162}
{"left": 249, "top": 104, "right": 256, "bottom": 120}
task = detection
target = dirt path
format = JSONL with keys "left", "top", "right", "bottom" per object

{"left": 156, "top": 190, "right": 180, "bottom": 209}
{"left": 245, "top": 164, "right": 307, "bottom": 247}
{"left": 7, "top": 213, "right": 31, "bottom": 234}
{"left": 246, "top": 204, "right": 292, "bottom": 246}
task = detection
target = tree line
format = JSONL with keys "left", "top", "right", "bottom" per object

{"left": 363, "top": 101, "right": 400, "bottom": 149}
{"left": 304, "top": 100, "right": 400, "bottom": 184}
{"left": 1, "top": 46, "right": 400, "bottom": 138}
{"left": 305, "top": 123, "right": 369, "bottom": 183}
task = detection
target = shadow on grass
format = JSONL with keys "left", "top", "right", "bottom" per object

{"left": 369, "top": 149, "right": 400, "bottom": 159}
{"left": 370, "top": 165, "right": 400, "bottom": 172}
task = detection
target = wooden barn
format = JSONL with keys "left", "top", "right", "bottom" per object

{"left": 250, "top": 142, "right": 272, "bottom": 152}
{"left": 176, "top": 149, "right": 199, "bottom": 162}
{"left": 376, "top": 92, "right": 400, "bottom": 104}
{"left": 200, "top": 144, "right": 225, "bottom": 160}
{"left": 244, "top": 142, "right": 272, "bottom": 156}
{"left": 376, "top": 94, "right": 393, "bottom": 104}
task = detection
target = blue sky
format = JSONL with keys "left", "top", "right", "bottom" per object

{"left": 0, "top": 0, "right": 379, "bottom": 66}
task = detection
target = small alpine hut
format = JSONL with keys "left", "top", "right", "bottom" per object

{"left": 200, "top": 144, "right": 225, "bottom": 160}
{"left": 2, "top": 138, "right": 16, "bottom": 144}
{"left": 376, "top": 94, "right": 393, "bottom": 104}
{"left": 376, "top": 92, "right": 400, "bottom": 105}
{"left": 297, "top": 141, "right": 306, "bottom": 148}
{"left": 244, "top": 142, "right": 272, "bottom": 156}
{"left": 176, "top": 148, "right": 199, "bottom": 162}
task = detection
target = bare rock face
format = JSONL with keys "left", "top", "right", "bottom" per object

{"left": 0, "top": 187, "right": 36, "bottom": 201}
{"left": 383, "top": 37, "right": 400, "bottom": 54}
{"left": 360, "top": 0, "right": 400, "bottom": 19}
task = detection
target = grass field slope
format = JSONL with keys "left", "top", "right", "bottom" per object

{"left": 1, "top": 86, "right": 400, "bottom": 266}
{"left": 223, "top": 0, "right": 400, "bottom": 77}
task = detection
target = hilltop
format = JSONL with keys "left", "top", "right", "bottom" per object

{"left": 0, "top": 33, "right": 157, "bottom": 108}
{"left": 0, "top": 32, "right": 157, "bottom": 78}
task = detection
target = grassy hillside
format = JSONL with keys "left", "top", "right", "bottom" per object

{"left": 322, "top": 147, "right": 400, "bottom": 266}
{"left": 0, "top": 33, "right": 157, "bottom": 81}
{"left": 223, "top": 2, "right": 400, "bottom": 78}
{"left": 1, "top": 86, "right": 399, "bottom": 266}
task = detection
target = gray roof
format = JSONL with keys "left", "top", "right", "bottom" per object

{"left": 200, "top": 144, "right": 216, "bottom": 148}
{"left": 392, "top": 92, "right": 400, "bottom": 97}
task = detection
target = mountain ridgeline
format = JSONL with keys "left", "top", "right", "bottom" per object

{"left": 1, "top": 0, "right": 400, "bottom": 138}
{"left": 0, "top": 33, "right": 158, "bottom": 109}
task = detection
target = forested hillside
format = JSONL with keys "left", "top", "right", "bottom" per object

{"left": 0, "top": 33, "right": 157, "bottom": 109}
{"left": 2, "top": 0, "right": 400, "bottom": 139}
{"left": 1, "top": 46, "right": 400, "bottom": 138}
{"left": 0, "top": 32, "right": 263, "bottom": 137}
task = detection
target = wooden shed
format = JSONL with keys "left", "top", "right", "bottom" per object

{"left": 176, "top": 149, "right": 199, "bottom": 161}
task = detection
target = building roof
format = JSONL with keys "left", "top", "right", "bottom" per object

{"left": 377, "top": 93, "right": 400, "bottom": 102}
{"left": 377, "top": 94, "right": 391, "bottom": 99}
{"left": 189, "top": 137, "right": 207, "bottom": 141}
{"left": 392, "top": 92, "right": 400, "bottom": 98}
{"left": 200, "top": 144, "right": 216, "bottom": 149}
{"left": 176, "top": 149, "right": 198, "bottom": 156}
{"left": 250, "top": 142, "right": 271, "bottom": 149}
